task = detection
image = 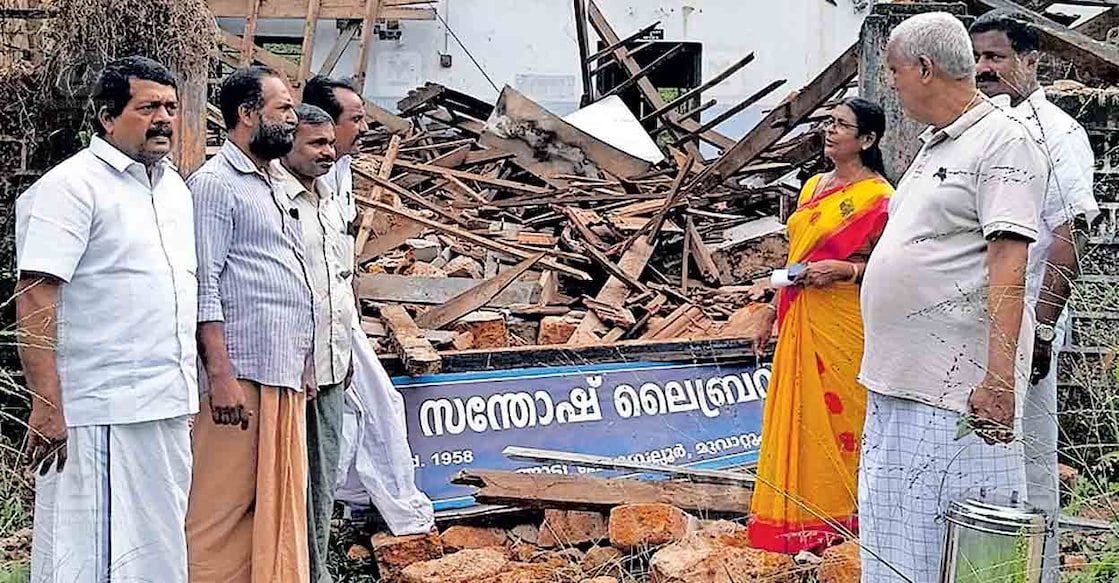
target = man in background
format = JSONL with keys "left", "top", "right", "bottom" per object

{"left": 17, "top": 56, "right": 197, "bottom": 582}
{"left": 302, "top": 76, "right": 435, "bottom": 544}
{"left": 972, "top": 10, "right": 1099, "bottom": 582}
{"left": 275, "top": 103, "right": 356, "bottom": 583}
{"left": 858, "top": 12, "right": 1047, "bottom": 582}
{"left": 303, "top": 75, "right": 368, "bottom": 229}
{"left": 186, "top": 66, "right": 314, "bottom": 583}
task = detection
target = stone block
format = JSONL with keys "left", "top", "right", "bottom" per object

{"left": 608, "top": 504, "right": 691, "bottom": 550}
{"left": 538, "top": 509, "right": 609, "bottom": 548}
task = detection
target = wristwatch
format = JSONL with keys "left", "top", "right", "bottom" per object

{"left": 1035, "top": 323, "right": 1057, "bottom": 344}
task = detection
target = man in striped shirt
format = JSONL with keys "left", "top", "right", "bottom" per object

{"left": 185, "top": 66, "right": 315, "bottom": 583}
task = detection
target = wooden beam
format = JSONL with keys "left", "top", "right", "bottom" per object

{"left": 574, "top": 0, "right": 594, "bottom": 107}
{"left": 354, "top": 0, "right": 381, "bottom": 90}
{"left": 381, "top": 305, "right": 442, "bottom": 376}
{"left": 240, "top": 0, "right": 262, "bottom": 66}
{"left": 297, "top": 0, "right": 323, "bottom": 86}
{"left": 358, "top": 220, "right": 425, "bottom": 263}
{"left": 358, "top": 273, "right": 541, "bottom": 306}
{"left": 640, "top": 52, "right": 756, "bottom": 123}
{"left": 686, "top": 216, "right": 723, "bottom": 285}
{"left": 206, "top": 0, "right": 435, "bottom": 20}
{"left": 318, "top": 21, "right": 360, "bottom": 76}
{"left": 697, "top": 42, "right": 858, "bottom": 186}
{"left": 365, "top": 102, "right": 412, "bottom": 135}
{"left": 970, "top": 0, "right": 1119, "bottom": 82}
{"left": 415, "top": 253, "right": 545, "bottom": 330}
{"left": 362, "top": 200, "right": 593, "bottom": 281}
{"left": 644, "top": 154, "right": 694, "bottom": 243}
{"left": 600, "top": 43, "right": 686, "bottom": 99}
{"left": 453, "top": 469, "right": 752, "bottom": 517}
{"left": 219, "top": 29, "right": 299, "bottom": 79}
{"left": 585, "top": 2, "right": 719, "bottom": 156}
{"left": 673, "top": 79, "right": 787, "bottom": 145}
{"left": 584, "top": 20, "right": 662, "bottom": 64}
{"left": 381, "top": 158, "right": 553, "bottom": 195}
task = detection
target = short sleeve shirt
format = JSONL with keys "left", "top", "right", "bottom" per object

{"left": 274, "top": 162, "right": 356, "bottom": 386}
{"left": 15, "top": 136, "right": 199, "bottom": 426}
{"left": 1009, "top": 90, "right": 1099, "bottom": 339}
{"left": 859, "top": 98, "right": 1047, "bottom": 414}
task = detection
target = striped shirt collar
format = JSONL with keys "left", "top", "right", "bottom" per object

{"left": 273, "top": 160, "right": 333, "bottom": 202}
{"left": 219, "top": 139, "right": 275, "bottom": 178}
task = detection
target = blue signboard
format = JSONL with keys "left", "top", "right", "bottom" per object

{"left": 393, "top": 358, "right": 771, "bottom": 511}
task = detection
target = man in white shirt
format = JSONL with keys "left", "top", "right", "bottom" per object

{"left": 17, "top": 56, "right": 198, "bottom": 583}
{"left": 302, "top": 76, "right": 368, "bottom": 228}
{"left": 971, "top": 10, "right": 1099, "bottom": 582}
{"left": 275, "top": 104, "right": 356, "bottom": 583}
{"left": 302, "top": 76, "right": 435, "bottom": 543}
{"left": 858, "top": 13, "right": 1048, "bottom": 582}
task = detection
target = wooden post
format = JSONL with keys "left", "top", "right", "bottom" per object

{"left": 858, "top": 3, "right": 970, "bottom": 182}
{"left": 354, "top": 0, "right": 382, "bottom": 91}
{"left": 175, "top": 72, "right": 207, "bottom": 176}
{"left": 239, "top": 0, "right": 262, "bottom": 66}
{"left": 297, "top": 0, "right": 323, "bottom": 89}
{"left": 573, "top": 0, "right": 594, "bottom": 107}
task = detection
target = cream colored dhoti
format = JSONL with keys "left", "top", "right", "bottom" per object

{"left": 186, "top": 381, "right": 308, "bottom": 583}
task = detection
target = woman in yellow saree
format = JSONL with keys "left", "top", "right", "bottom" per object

{"left": 747, "top": 98, "right": 893, "bottom": 554}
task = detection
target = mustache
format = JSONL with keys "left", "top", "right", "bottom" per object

{"left": 975, "top": 71, "right": 1000, "bottom": 84}
{"left": 146, "top": 125, "right": 173, "bottom": 139}
{"left": 315, "top": 156, "right": 334, "bottom": 165}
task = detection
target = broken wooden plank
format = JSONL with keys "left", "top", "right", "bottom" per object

{"left": 568, "top": 237, "right": 656, "bottom": 344}
{"left": 415, "top": 253, "right": 545, "bottom": 330}
{"left": 318, "top": 20, "right": 359, "bottom": 76}
{"left": 601, "top": 43, "right": 687, "bottom": 99}
{"left": 673, "top": 79, "right": 787, "bottom": 145}
{"left": 481, "top": 86, "right": 651, "bottom": 187}
{"left": 586, "top": 1, "right": 734, "bottom": 152}
{"left": 1076, "top": 6, "right": 1119, "bottom": 41}
{"left": 361, "top": 200, "right": 593, "bottom": 281}
{"left": 381, "top": 158, "right": 553, "bottom": 195}
{"left": 644, "top": 154, "right": 694, "bottom": 243}
{"left": 381, "top": 304, "right": 442, "bottom": 376}
{"left": 639, "top": 52, "right": 756, "bottom": 122}
{"left": 686, "top": 216, "right": 724, "bottom": 286}
{"left": 366, "top": 102, "right": 412, "bottom": 135}
{"left": 642, "top": 303, "right": 714, "bottom": 340}
{"left": 358, "top": 218, "right": 425, "bottom": 263}
{"left": 697, "top": 42, "right": 858, "bottom": 185}
{"left": 580, "top": 243, "right": 650, "bottom": 296}
{"left": 219, "top": 29, "right": 299, "bottom": 79}
{"left": 358, "top": 273, "right": 541, "bottom": 306}
{"left": 452, "top": 469, "right": 752, "bottom": 517}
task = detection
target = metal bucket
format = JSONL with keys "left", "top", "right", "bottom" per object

{"left": 941, "top": 498, "right": 1047, "bottom": 583}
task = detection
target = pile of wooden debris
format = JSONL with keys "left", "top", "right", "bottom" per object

{"left": 349, "top": 15, "right": 858, "bottom": 375}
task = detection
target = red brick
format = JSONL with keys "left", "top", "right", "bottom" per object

{"left": 478, "top": 561, "right": 567, "bottom": 583}
{"left": 580, "top": 546, "right": 626, "bottom": 578}
{"left": 538, "top": 315, "right": 581, "bottom": 345}
{"left": 817, "top": 541, "right": 860, "bottom": 583}
{"left": 538, "top": 509, "right": 609, "bottom": 548}
{"left": 401, "top": 548, "right": 509, "bottom": 583}
{"left": 608, "top": 504, "right": 692, "bottom": 550}
{"left": 580, "top": 578, "right": 620, "bottom": 583}
{"left": 372, "top": 531, "right": 445, "bottom": 583}
{"left": 440, "top": 525, "right": 508, "bottom": 553}
{"left": 650, "top": 538, "right": 796, "bottom": 583}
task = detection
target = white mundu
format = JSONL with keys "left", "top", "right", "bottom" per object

{"left": 18, "top": 136, "right": 197, "bottom": 583}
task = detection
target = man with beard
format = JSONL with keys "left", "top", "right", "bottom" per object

{"left": 274, "top": 104, "right": 357, "bottom": 583}
{"left": 17, "top": 55, "right": 197, "bottom": 583}
{"left": 857, "top": 13, "right": 1047, "bottom": 582}
{"left": 185, "top": 66, "right": 315, "bottom": 583}
{"left": 971, "top": 11, "right": 1099, "bottom": 582}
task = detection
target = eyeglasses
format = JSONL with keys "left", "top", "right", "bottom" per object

{"left": 823, "top": 118, "right": 858, "bottom": 132}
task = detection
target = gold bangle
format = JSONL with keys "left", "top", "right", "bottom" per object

{"left": 849, "top": 263, "right": 859, "bottom": 282}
